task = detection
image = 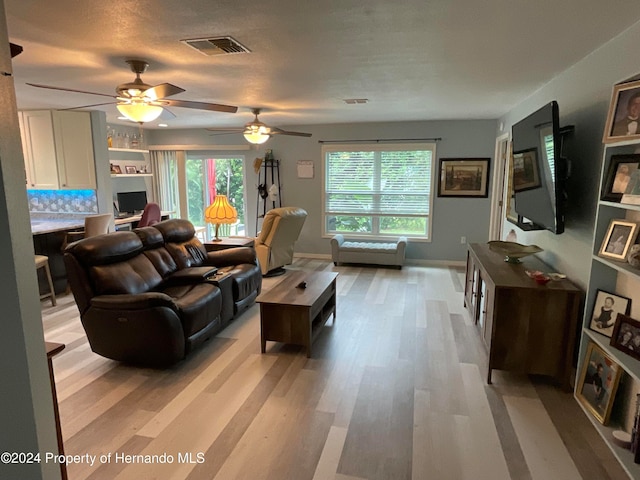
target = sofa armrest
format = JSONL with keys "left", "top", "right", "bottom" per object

{"left": 205, "top": 247, "right": 257, "bottom": 267}
{"left": 90, "top": 292, "right": 177, "bottom": 310}
{"left": 330, "top": 234, "right": 344, "bottom": 262}
{"left": 163, "top": 266, "right": 219, "bottom": 286}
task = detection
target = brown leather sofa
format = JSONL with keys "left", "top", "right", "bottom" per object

{"left": 64, "top": 218, "right": 261, "bottom": 366}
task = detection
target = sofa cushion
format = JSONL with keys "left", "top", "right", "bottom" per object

{"left": 67, "top": 231, "right": 143, "bottom": 265}
{"left": 221, "top": 264, "right": 262, "bottom": 301}
{"left": 154, "top": 218, "right": 196, "bottom": 243}
{"left": 89, "top": 254, "right": 164, "bottom": 295}
{"left": 161, "top": 283, "right": 222, "bottom": 337}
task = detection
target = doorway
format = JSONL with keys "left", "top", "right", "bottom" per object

{"left": 488, "top": 132, "right": 510, "bottom": 240}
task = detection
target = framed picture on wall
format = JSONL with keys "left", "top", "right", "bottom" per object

{"left": 437, "top": 158, "right": 490, "bottom": 198}
{"left": 603, "top": 79, "right": 640, "bottom": 143}
{"left": 576, "top": 342, "right": 621, "bottom": 424}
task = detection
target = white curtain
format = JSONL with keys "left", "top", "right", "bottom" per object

{"left": 150, "top": 150, "right": 179, "bottom": 215}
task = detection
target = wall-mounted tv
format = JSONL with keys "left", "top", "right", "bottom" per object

{"left": 117, "top": 191, "right": 148, "bottom": 214}
{"left": 509, "top": 101, "right": 569, "bottom": 234}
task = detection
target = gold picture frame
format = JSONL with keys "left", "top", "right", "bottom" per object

{"left": 598, "top": 219, "right": 639, "bottom": 261}
{"left": 576, "top": 342, "right": 621, "bottom": 424}
{"left": 603, "top": 79, "right": 640, "bottom": 143}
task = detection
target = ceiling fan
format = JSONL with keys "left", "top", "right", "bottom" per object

{"left": 27, "top": 59, "right": 238, "bottom": 123}
{"left": 207, "top": 108, "right": 311, "bottom": 144}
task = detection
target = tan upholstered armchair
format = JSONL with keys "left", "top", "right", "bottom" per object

{"left": 255, "top": 207, "right": 307, "bottom": 276}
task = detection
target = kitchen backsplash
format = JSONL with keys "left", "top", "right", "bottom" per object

{"left": 27, "top": 190, "right": 98, "bottom": 214}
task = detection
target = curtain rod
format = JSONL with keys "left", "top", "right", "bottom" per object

{"left": 318, "top": 137, "right": 442, "bottom": 144}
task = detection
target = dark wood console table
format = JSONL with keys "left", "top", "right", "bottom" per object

{"left": 464, "top": 243, "right": 582, "bottom": 389}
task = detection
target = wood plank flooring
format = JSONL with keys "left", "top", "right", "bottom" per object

{"left": 41, "top": 259, "right": 628, "bottom": 480}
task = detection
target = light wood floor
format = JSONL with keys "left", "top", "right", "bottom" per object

{"left": 41, "top": 259, "right": 628, "bottom": 480}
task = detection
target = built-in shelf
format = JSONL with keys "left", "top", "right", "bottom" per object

{"left": 108, "top": 147, "right": 149, "bottom": 153}
{"left": 592, "top": 254, "right": 640, "bottom": 279}
{"left": 600, "top": 200, "right": 640, "bottom": 212}
{"left": 110, "top": 173, "right": 153, "bottom": 178}
{"left": 574, "top": 398, "right": 640, "bottom": 478}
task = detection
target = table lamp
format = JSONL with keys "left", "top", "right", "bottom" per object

{"left": 205, "top": 195, "right": 238, "bottom": 241}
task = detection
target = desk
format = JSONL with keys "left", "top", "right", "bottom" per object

{"left": 114, "top": 210, "right": 172, "bottom": 230}
{"left": 46, "top": 342, "right": 66, "bottom": 480}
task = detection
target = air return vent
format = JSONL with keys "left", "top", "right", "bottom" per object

{"left": 181, "top": 36, "right": 250, "bottom": 56}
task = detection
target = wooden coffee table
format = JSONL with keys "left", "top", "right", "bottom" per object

{"left": 257, "top": 270, "right": 338, "bottom": 357}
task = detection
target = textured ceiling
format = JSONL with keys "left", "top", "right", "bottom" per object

{"left": 6, "top": 0, "right": 640, "bottom": 129}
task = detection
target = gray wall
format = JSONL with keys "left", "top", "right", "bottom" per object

{"left": 498, "top": 19, "right": 640, "bottom": 290}
{"left": 0, "top": 1, "right": 60, "bottom": 478}
{"left": 148, "top": 119, "right": 497, "bottom": 262}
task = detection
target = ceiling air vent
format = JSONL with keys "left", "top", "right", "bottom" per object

{"left": 343, "top": 98, "right": 369, "bottom": 104}
{"left": 181, "top": 36, "right": 250, "bottom": 56}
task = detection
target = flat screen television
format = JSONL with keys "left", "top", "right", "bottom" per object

{"left": 510, "top": 101, "right": 568, "bottom": 234}
{"left": 117, "top": 191, "right": 148, "bottom": 214}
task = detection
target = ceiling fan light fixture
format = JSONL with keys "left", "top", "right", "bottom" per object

{"left": 243, "top": 124, "right": 271, "bottom": 144}
{"left": 116, "top": 102, "right": 163, "bottom": 123}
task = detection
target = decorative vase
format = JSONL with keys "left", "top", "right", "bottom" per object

{"left": 628, "top": 244, "right": 640, "bottom": 268}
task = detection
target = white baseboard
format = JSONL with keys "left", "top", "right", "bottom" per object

{"left": 293, "top": 253, "right": 465, "bottom": 268}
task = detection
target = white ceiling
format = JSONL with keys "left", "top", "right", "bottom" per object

{"left": 6, "top": 0, "right": 640, "bottom": 130}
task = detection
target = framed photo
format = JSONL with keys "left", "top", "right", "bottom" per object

{"left": 621, "top": 169, "right": 640, "bottom": 205}
{"left": 125, "top": 165, "right": 137, "bottom": 174}
{"left": 601, "top": 154, "right": 640, "bottom": 202}
{"left": 438, "top": 158, "right": 490, "bottom": 198}
{"left": 576, "top": 342, "right": 622, "bottom": 424}
{"left": 611, "top": 314, "right": 640, "bottom": 361}
{"left": 603, "top": 79, "right": 640, "bottom": 143}
{"left": 512, "top": 148, "right": 540, "bottom": 192}
{"left": 588, "top": 290, "right": 632, "bottom": 338}
{"left": 111, "top": 164, "right": 122, "bottom": 174}
{"left": 598, "top": 219, "right": 639, "bottom": 261}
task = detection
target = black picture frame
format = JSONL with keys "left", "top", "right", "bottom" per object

{"left": 611, "top": 314, "right": 640, "bottom": 361}
{"left": 437, "top": 158, "right": 490, "bottom": 198}
{"left": 588, "top": 289, "right": 632, "bottom": 338}
{"left": 601, "top": 154, "right": 640, "bottom": 202}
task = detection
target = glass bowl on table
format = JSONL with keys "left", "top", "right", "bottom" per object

{"left": 487, "top": 241, "right": 543, "bottom": 264}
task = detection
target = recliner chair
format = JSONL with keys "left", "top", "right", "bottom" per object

{"left": 255, "top": 207, "right": 307, "bottom": 276}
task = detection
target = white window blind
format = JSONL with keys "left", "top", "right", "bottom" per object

{"left": 323, "top": 143, "right": 435, "bottom": 239}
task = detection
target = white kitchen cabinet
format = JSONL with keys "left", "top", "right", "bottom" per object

{"left": 20, "top": 110, "right": 96, "bottom": 190}
{"left": 20, "top": 110, "right": 59, "bottom": 189}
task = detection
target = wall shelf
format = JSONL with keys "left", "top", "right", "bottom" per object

{"left": 108, "top": 147, "right": 149, "bottom": 153}
{"left": 111, "top": 173, "right": 152, "bottom": 178}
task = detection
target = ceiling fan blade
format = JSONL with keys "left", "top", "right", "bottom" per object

{"left": 164, "top": 99, "right": 238, "bottom": 113}
{"left": 205, "top": 127, "right": 245, "bottom": 132}
{"left": 270, "top": 127, "right": 312, "bottom": 137}
{"left": 59, "top": 102, "right": 117, "bottom": 110}
{"left": 145, "top": 83, "right": 185, "bottom": 100}
{"left": 158, "top": 107, "right": 177, "bottom": 119}
{"left": 26, "top": 83, "right": 117, "bottom": 99}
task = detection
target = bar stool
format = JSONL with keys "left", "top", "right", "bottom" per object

{"left": 35, "top": 255, "right": 56, "bottom": 306}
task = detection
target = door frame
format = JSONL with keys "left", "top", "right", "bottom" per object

{"left": 488, "top": 132, "right": 510, "bottom": 240}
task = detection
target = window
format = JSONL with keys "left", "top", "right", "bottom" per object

{"left": 185, "top": 155, "right": 246, "bottom": 238}
{"left": 322, "top": 143, "right": 435, "bottom": 239}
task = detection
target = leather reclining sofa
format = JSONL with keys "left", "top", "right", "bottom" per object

{"left": 63, "top": 218, "right": 262, "bottom": 367}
